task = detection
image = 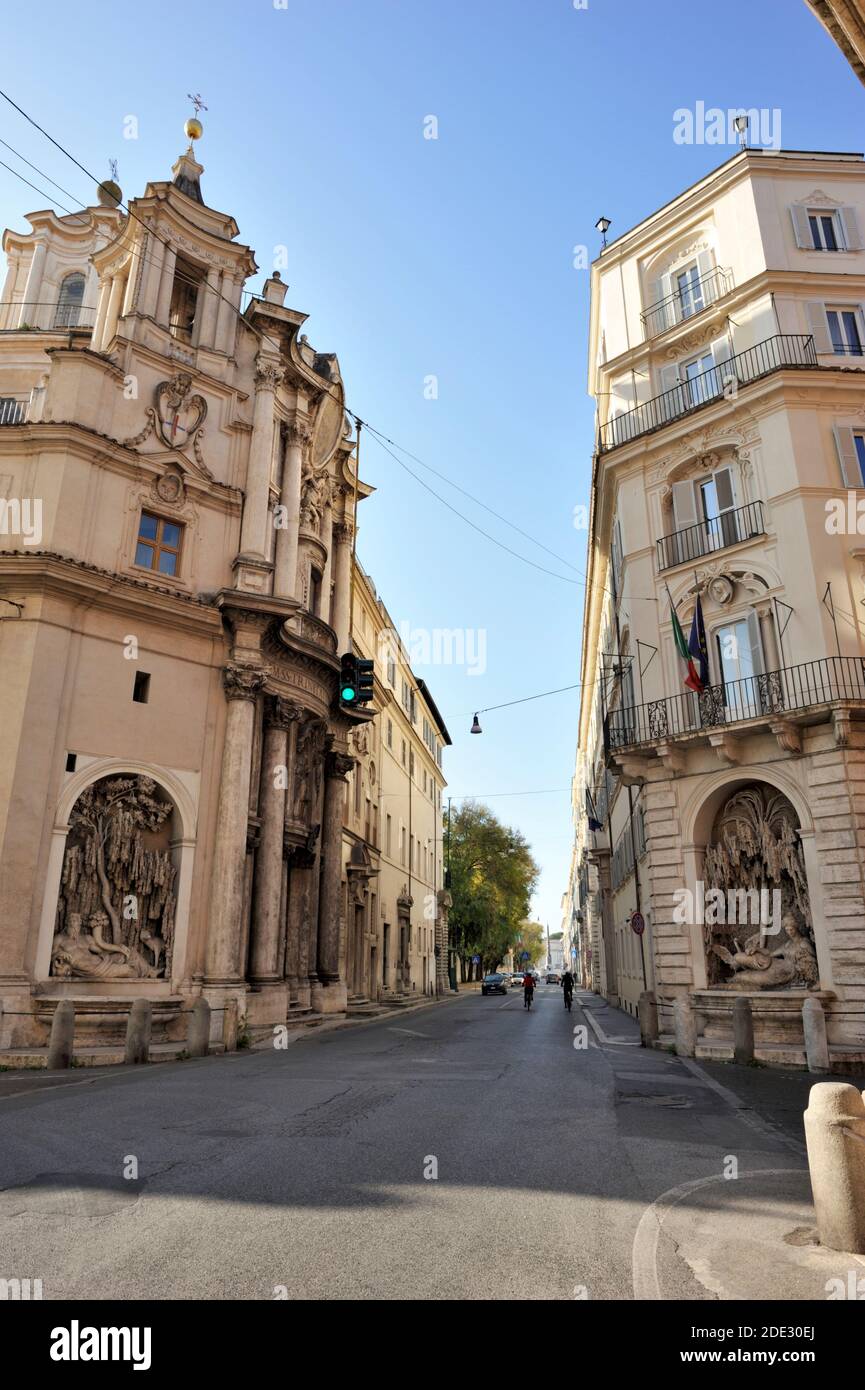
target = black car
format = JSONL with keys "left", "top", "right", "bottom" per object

{"left": 481, "top": 972, "right": 508, "bottom": 996}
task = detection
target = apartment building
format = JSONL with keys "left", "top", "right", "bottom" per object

{"left": 571, "top": 148, "right": 865, "bottom": 1064}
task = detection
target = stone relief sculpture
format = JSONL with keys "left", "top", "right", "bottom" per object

{"left": 290, "top": 718, "right": 328, "bottom": 825}
{"left": 52, "top": 775, "right": 177, "bottom": 979}
{"left": 702, "top": 784, "right": 816, "bottom": 989}
{"left": 299, "top": 459, "right": 330, "bottom": 534}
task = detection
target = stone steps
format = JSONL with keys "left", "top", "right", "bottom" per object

{"left": 0, "top": 1041, "right": 221, "bottom": 1070}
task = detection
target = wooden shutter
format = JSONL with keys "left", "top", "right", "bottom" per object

{"left": 713, "top": 466, "right": 735, "bottom": 511}
{"left": 790, "top": 205, "right": 812, "bottom": 249}
{"left": 672, "top": 480, "right": 699, "bottom": 531}
{"left": 840, "top": 207, "right": 863, "bottom": 251}
{"left": 697, "top": 249, "right": 716, "bottom": 303}
{"left": 833, "top": 424, "right": 859, "bottom": 486}
{"left": 806, "top": 302, "right": 833, "bottom": 353}
{"left": 746, "top": 609, "right": 765, "bottom": 676}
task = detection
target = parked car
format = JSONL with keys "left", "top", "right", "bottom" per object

{"left": 481, "top": 973, "right": 508, "bottom": 996}
{"left": 546, "top": 971, "right": 561, "bottom": 984}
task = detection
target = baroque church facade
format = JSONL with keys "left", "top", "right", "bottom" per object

{"left": 0, "top": 129, "right": 433, "bottom": 1052}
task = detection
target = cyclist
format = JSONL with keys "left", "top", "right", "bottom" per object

{"left": 523, "top": 971, "right": 535, "bottom": 1010}
{"left": 561, "top": 969, "right": 574, "bottom": 1011}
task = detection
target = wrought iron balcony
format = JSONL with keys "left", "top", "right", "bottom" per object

{"left": 0, "top": 397, "right": 28, "bottom": 425}
{"left": 657, "top": 500, "right": 765, "bottom": 571}
{"left": 641, "top": 265, "right": 732, "bottom": 339}
{"left": 606, "top": 655, "right": 865, "bottom": 752}
{"left": 0, "top": 300, "right": 96, "bottom": 333}
{"left": 599, "top": 334, "right": 817, "bottom": 453}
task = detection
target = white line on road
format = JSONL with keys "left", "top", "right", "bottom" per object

{"left": 580, "top": 1007, "right": 641, "bottom": 1048}
{"left": 387, "top": 1027, "right": 430, "bottom": 1038}
{"left": 631, "top": 1168, "right": 806, "bottom": 1300}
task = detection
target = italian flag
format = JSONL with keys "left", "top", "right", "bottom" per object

{"left": 670, "top": 599, "right": 704, "bottom": 694}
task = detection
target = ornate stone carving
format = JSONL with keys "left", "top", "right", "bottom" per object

{"left": 290, "top": 717, "right": 329, "bottom": 823}
{"left": 222, "top": 664, "right": 269, "bottom": 701}
{"left": 51, "top": 774, "right": 177, "bottom": 979}
{"left": 327, "top": 751, "right": 355, "bottom": 781}
{"left": 284, "top": 419, "right": 313, "bottom": 448}
{"left": 299, "top": 459, "right": 330, "bottom": 533}
{"left": 155, "top": 373, "right": 207, "bottom": 450}
{"left": 155, "top": 471, "right": 185, "bottom": 504}
{"left": 702, "top": 784, "right": 814, "bottom": 988}
{"left": 254, "top": 356, "right": 283, "bottom": 392}
{"left": 265, "top": 695, "right": 304, "bottom": 729}
{"left": 333, "top": 520, "right": 354, "bottom": 545}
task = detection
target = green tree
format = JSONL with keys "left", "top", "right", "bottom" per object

{"left": 513, "top": 921, "right": 545, "bottom": 968}
{"left": 446, "top": 801, "right": 540, "bottom": 980}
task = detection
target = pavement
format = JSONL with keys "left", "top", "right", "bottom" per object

{"left": 0, "top": 983, "right": 863, "bottom": 1301}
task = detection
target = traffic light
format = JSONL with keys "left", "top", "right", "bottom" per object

{"left": 339, "top": 653, "right": 358, "bottom": 705}
{"left": 356, "top": 658, "right": 374, "bottom": 704}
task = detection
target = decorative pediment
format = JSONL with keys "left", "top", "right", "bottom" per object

{"left": 796, "top": 189, "right": 841, "bottom": 210}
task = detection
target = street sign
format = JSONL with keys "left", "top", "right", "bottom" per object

{"left": 630, "top": 911, "right": 645, "bottom": 936}
{"left": 472, "top": 954, "right": 480, "bottom": 964}
{"left": 521, "top": 951, "right": 530, "bottom": 960}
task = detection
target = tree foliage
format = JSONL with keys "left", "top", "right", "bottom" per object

{"left": 446, "top": 801, "right": 540, "bottom": 976}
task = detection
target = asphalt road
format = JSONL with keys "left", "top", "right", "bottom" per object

{"left": 0, "top": 986, "right": 817, "bottom": 1301}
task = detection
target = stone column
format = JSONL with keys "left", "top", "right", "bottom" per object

{"left": 103, "top": 273, "right": 126, "bottom": 347}
{"left": 121, "top": 239, "right": 142, "bottom": 316}
{"left": 137, "top": 230, "right": 164, "bottom": 319}
{"left": 249, "top": 697, "right": 297, "bottom": 984}
{"left": 155, "top": 244, "right": 176, "bottom": 326}
{"left": 19, "top": 239, "right": 47, "bottom": 326}
{"left": 331, "top": 519, "right": 353, "bottom": 653}
{"left": 320, "top": 500, "right": 334, "bottom": 625}
{"left": 312, "top": 751, "right": 353, "bottom": 1012}
{"left": 204, "top": 664, "right": 268, "bottom": 986}
{"left": 273, "top": 421, "right": 308, "bottom": 599}
{"left": 435, "top": 888, "right": 453, "bottom": 996}
{"left": 196, "top": 265, "right": 220, "bottom": 348}
{"left": 92, "top": 277, "right": 111, "bottom": 350}
{"left": 215, "top": 271, "right": 238, "bottom": 353}
{"left": 239, "top": 355, "right": 282, "bottom": 563}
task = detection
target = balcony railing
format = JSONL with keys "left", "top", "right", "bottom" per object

{"left": 0, "top": 397, "right": 28, "bottom": 425}
{"left": 0, "top": 300, "right": 96, "bottom": 333}
{"left": 606, "top": 655, "right": 865, "bottom": 752}
{"left": 599, "top": 334, "right": 817, "bottom": 453}
{"left": 641, "top": 265, "right": 732, "bottom": 339}
{"left": 657, "top": 500, "right": 765, "bottom": 571}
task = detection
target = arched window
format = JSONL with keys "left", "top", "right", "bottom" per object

{"left": 54, "top": 272, "right": 86, "bottom": 328}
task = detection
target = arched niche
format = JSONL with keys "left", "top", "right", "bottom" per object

{"left": 35, "top": 761, "right": 198, "bottom": 986}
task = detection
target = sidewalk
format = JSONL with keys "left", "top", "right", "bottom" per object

{"left": 578, "top": 990, "right": 865, "bottom": 1300}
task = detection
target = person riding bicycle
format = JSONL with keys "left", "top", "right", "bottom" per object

{"left": 561, "top": 970, "right": 574, "bottom": 1008}
{"left": 523, "top": 971, "right": 535, "bottom": 1008}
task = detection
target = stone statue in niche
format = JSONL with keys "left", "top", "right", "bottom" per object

{"left": 51, "top": 775, "right": 177, "bottom": 979}
{"left": 51, "top": 911, "right": 159, "bottom": 980}
{"left": 290, "top": 719, "right": 327, "bottom": 825}
{"left": 299, "top": 460, "right": 329, "bottom": 533}
{"left": 702, "top": 784, "right": 815, "bottom": 989}
{"left": 711, "top": 912, "right": 818, "bottom": 991}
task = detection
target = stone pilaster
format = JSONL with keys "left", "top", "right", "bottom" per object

{"left": 435, "top": 888, "right": 452, "bottom": 996}
{"left": 331, "top": 518, "right": 353, "bottom": 653}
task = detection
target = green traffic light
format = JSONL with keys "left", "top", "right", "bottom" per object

{"left": 341, "top": 685, "right": 356, "bottom": 702}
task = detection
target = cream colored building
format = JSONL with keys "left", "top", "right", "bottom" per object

{"left": 570, "top": 147, "right": 865, "bottom": 1065}
{"left": 343, "top": 560, "right": 451, "bottom": 1004}
{"left": 0, "top": 128, "right": 395, "bottom": 1055}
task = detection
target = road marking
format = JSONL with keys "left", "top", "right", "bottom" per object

{"left": 631, "top": 1168, "right": 807, "bottom": 1300}
{"left": 676, "top": 1055, "right": 807, "bottom": 1156}
{"left": 387, "top": 1027, "right": 429, "bottom": 1038}
{"left": 580, "top": 1008, "right": 641, "bottom": 1048}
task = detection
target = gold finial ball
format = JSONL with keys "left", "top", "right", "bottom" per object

{"left": 185, "top": 116, "right": 203, "bottom": 141}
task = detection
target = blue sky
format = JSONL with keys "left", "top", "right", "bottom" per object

{"left": 2, "top": 0, "right": 863, "bottom": 930}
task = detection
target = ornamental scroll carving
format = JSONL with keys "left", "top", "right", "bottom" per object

{"left": 51, "top": 775, "right": 177, "bottom": 979}
{"left": 702, "top": 784, "right": 817, "bottom": 990}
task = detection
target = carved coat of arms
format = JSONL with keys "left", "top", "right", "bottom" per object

{"left": 155, "top": 373, "right": 207, "bottom": 449}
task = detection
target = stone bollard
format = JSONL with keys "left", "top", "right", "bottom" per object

{"left": 638, "top": 990, "right": 659, "bottom": 1046}
{"left": 733, "top": 996, "right": 754, "bottom": 1066}
{"left": 188, "top": 998, "right": 211, "bottom": 1058}
{"left": 804, "top": 1083, "right": 865, "bottom": 1254}
{"left": 223, "top": 998, "right": 238, "bottom": 1054}
{"left": 124, "top": 999, "right": 151, "bottom": 1066}
{"left": 47, "top": 1001, "right": 75, "bottom": 1070}
{"left": 673, "top": 996, "right": 697, "bottom": 1058}
{"left": 803, "top": 996, "right": 830, "bottom": 1073}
